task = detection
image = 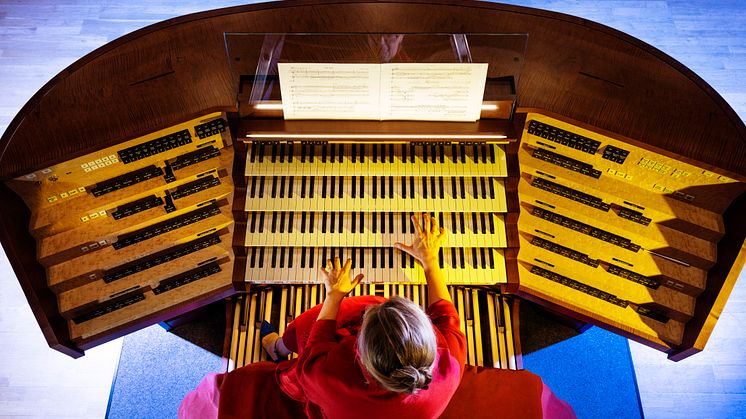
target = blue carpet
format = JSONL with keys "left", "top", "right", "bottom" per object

{"left": 107, "top": 323, "right": 223, "bottom": 419}
{"left": 522, "top": 326, "right": 643, "bottom": 419}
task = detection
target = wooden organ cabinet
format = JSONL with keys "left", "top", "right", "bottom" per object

{"left": 0, "top": 1, "right": 744, "bottom": 365}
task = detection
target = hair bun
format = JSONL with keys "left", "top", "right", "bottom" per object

{"left": 390, "top": 365, "right": 433, "bottom": 394}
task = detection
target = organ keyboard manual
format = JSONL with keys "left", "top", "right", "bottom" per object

{"left": 0, "top": 9, "right": 744, "bottom": 364}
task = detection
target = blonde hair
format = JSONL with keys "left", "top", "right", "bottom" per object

{"left": 357, "top": 296, "right": 437, "bottom": 394}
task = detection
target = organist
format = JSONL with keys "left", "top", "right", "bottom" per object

{"left": 179, "top": 214, "right": 574, "bottom": 419}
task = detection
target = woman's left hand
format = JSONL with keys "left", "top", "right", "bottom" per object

{"left": 320, "top": 257, "right": 364, "bottom": 299}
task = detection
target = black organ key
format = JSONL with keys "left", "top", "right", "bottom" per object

{"left": 410, "top": 254, "right": 416, "bottom": 268}
{"left": 459, "top": 177, "right": 466, "bottom": 199}
{"left": 451, "top": 247, "right": 457, "bottom": 268}
{"left": 389, "top": 177, "right": 394, "bottom": 199}
{"left": 280, "top": 212, "right": 286, "bottom": 233}
{"left": 480, "top": 178, "right": 487, "bottom": 199}
{"left": 329, "top": 144, "right": 335, "bottom": 163}
{"left": 301, "top": 176, "right": 307, "bottom": 198}
{"left": 409, "top": 144, "right": 416, "bottom": 163}
{"left": 439, "top": 144, "right": 445, "bottom": 163}
{"left": 309, "top": 144, "right": 315, "bottom": 163}
{"left": 489, "top": 214, "right": 495, "bottom": 234}
{"left": 250, "top": 143, "right": 258, "bottom": 163}
{"left": 430, "top": 177, "right": 436, "bottom": 200}
{"left": 388, "top": 247, "right": 394, "bottom": 268}
{"left": 322, "top": 212, "right": 328, "bottom": 233}
{"left": 301, "top": 247, "right": 307, "bottom": 268}
{"left": 257, "top": 143, "right": 267, "bottom": 163}
{"left": 480, "top": 213, "right": 487, "bottom": 234}
{"left": 338, "top": 212, "right": 343, "bottom": 233}
{"left": 401, "top": 212, "right": 408, "bottom": 234}
{"left": 352, "top": 175, "right": 357, "bottom": 198}
{"left": 309, "top": 177, "right": 315, "bottom": 198}
{"left": 309, "top": 212, "right": 315, "bottom": 233}
{"left": 423, "top": 144, "right": 429, "bottom": 163}
{"left": 459, "top": 213, "right": 466, "bottom": 234}
{"left": 372, "top": 176, "right": 377, "bottom": 199}
{"left": 360, "top": 144, "right": 365, "bottom": 163}
{"left": 288, "top": 143, "right": 294, "bottom": 162}
{"left": 279, "top": 143, "right": 286, "bottom": 163}
{"left": 301, "top": 212, "right": 307, "bottom": 233}
{"left": 471, "top": 144, "right": 478, "bottom": 163}
{"left": 481, "top": 248, "right": 488, "bottom": 269}
{"left": 271, "top": 247, "right": 278, "bottom": 268}
{"left": 271, "top": 143, "right": 278, "bottom": 163}
{"left": 271, "top": 177, "right": 278, "bottom": 198}
{"left": 489, "top": 178, "right": 495, "bottom": 199}
{"left": 339, "top": 177, "right": 344, "bottom": 198}
{"left": 380, "top": 176, "right": 386, "bottom": 198}
{"left": 309, "top": 247, "right": 315, "bottom": 268}
{"left": 439, "top": 177, "right": 445, "bottom": 199}
{"left": 471, "top": 213, "right": 478, "bottom": 233}
{"left": 250, "top": 247, "right": 257, "bottom": 267}
{"left": 389, "top": 144, "right": 394, "bottom": 163}
{"left": 372, "top": 212, "right": 378, "bottom": 233}
{"left": 351, "top": 143, "right": 357, "bottom": 163}
{"left": 250, "top": 176, "right": 258, "bottom": 198}
{"left": 410, "top": 212, "right": 416, "bottom": 234}
{"left": 360, "top": 176, "right": 365, "bottom": 198}
{"left": 258, "top": 212, "right": 265, "bottom": 233}
{"left": 250, "top": 211, "right": 258, "bottom": 232}
{"left": 401, "top": 176, "right": 407, "bottom": 199}
{"left": 330, "top": 212, "right": 336, "bottom": 233}
{"left": 321, "top": 144, "right": 327, "bottom": 163}
{"left": 372, "top": 144, "right": 378, "bottom": 163}
{"left": 409, "top": 178, "right": 415, "bottom": 200}
{"left": 271, "top": 212, "right": 278, "bottom": 233}
{"left": 288, "top": 177, "right": 294, "bottom": 198}
{"left": 360, "top": 247, "right": 365, "bottom": 268}
{"left": 422, "top": 177, "right": 428, "bottom": 199}
{"left": 389, "top": 213, "right": 394, "bottom": 234}
{"left": 279, "top": 176, "right": 286, "bottom": 198}
{"left": 259, "top": 248, "right": 265, "bottom": 268}
{"left": 438, "top": 249, "right": 444, "bottom": 268}
{"left": 322, "top": 247, "right": 328, "bottom": 267}
{"left": 279, "top": 247, "right": 285, "bottom": 268}
{"left": 451, "top": 177, "right": 457, "bottom": 198}
{"left": 380, "top": 212, "right": 386, "bottom": 233}
{"left": 259, "top": 176, "right": 266, "bottom": 198}
{"left": 372, "top": 246, "right": 377, "bottom": 268}
{"left": 488, "top": 249, "right": 495, "bottom": 268}
{"left": 471, "top": 177, "right": 478, "bottom": 198}
{"left": 301, "top": 143, "right": 307, "bottom": 163}
{"left": 402, "top": 143, "right": 408, "bottom": 163}
{"left": 471, "top": 248, "right": 478, "bottom": 268}
{"left": 431, "top": 144, "right": 438, "bottom": 164}
{"left": 330, "top": 175, "right": 336, "bottom": 198}
{"left": 359, "top": 212, "right": 364, "bottom": 233}
{"left": 401, "top": 248, "right": 407, "bottom": 268}
{"left": 489, "top": 144, "right": 496, "bottom": 163}
{"left": 450, "top": 213, "right": 457, "bottom": 233}
{"left": 322, "top": 176, "right": 327, "bottom": 198}
{"left": 288, "top": 247, "right": 294, "bottom": 268}
{"left": 351, "top": 246, "right": 357, "bottom": 267}
{"left": 351, "top": 212, "right": 357, "bottom": 233}
{"left": 481, "top": 144, "right": 487, "bottom": 163}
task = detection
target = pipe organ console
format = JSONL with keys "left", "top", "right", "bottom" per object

{"left": 0, "top": 1, "right": 744, "bottom": 363}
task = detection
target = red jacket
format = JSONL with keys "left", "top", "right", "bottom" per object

{"left": 275, "top": 296, "right": 467, "bottom": 419}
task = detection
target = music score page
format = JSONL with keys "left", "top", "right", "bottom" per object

{"left": 278, "top": 63, "right": 487, "bottom": 121}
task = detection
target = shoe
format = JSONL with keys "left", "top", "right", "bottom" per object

{"left": 260, "top": 320, "right": 281, "bottom": 363}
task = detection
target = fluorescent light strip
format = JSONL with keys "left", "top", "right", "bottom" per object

{"left": 246, "top": 133, "right": 508, "bottom": 140}
{"left": 256, "top": 103, "right": 500, "bottom": 111}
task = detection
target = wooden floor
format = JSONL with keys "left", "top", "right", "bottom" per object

{"left": 0, "top": 1, "right": 744, "bottom": 418}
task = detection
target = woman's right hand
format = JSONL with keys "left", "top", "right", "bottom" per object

{"left": 393, "top": 213, "right": 447, "bottom": 269}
